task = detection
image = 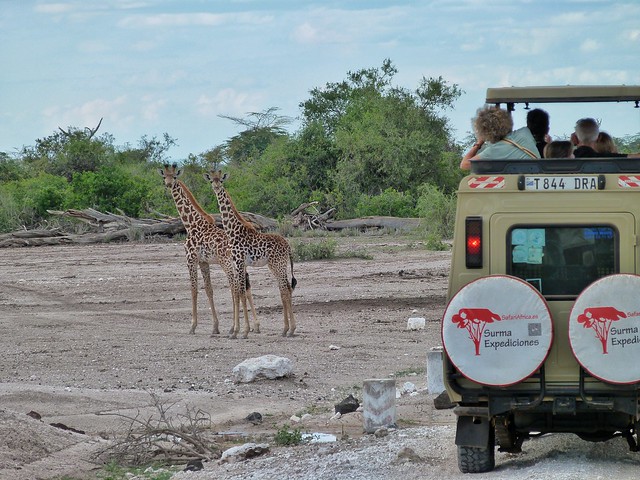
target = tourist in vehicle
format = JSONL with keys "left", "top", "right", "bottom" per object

{"left": 527, "top": 108, "right": 551, "bottom": 157}
{"left": 544, "top": 140, "right": 574, "bottom": 158}
{"left": 460, "top": 106, "right": 540, "bottom": 170}
{"left": 594, "top": 131, "right": 618, "bottom": 154}
{"left": 573, "top": 118, "right": 640, "bottom": 158}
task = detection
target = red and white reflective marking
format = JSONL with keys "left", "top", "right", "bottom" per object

{"left": 468, "top": 176, "right": 505, "bottom": 189}
{"left": 618, "top": 176, "right": 640, "bottom": 188}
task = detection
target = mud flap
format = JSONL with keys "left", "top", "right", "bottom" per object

{"left": 455, "top": 415, "right": 491, "bottom": 448}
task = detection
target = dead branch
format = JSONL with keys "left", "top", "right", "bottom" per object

{"left": 95, "top": 392, "right": 221, "bottom": 467}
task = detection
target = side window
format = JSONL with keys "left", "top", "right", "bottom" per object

{"left": 507, "top": 226, "right": 617, "bottom": 298}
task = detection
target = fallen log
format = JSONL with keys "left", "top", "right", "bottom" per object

{"left": 325, "top": 216, "right": 423, "bottom": 232}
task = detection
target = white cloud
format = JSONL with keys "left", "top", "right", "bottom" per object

{"left": 293, "top": 22, "right": 320, "bottom": 44}
{"left": 34, "top": 3, "right": 76, "bottom": 14}
{"left": 196, "top": 89, "right": 261, "bottom": 118}
{"left": 118, "top": 12, "right": 272, "bottom": 28}
{"left": 626, "top": 30, "right": 640, "bottom": 42}
{"left": 140, "top": 95, "right": 167, "bottom": 121}
{"left": 43, "top": 96, "right": 134, "bottom": 132}
{"left": 579, "top": 39, "right": 600, "bottom": 53}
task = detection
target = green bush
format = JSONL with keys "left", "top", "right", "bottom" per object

{"left": 416, "top": 183, "right": 456, "bottom": 240}
{"left": 354, "top": 187, "right": 416, "bottom": 218}
{"left": 291, "top": 239, "right": 337, "bottom": 261}
{"left": 0, "top": 173, "right": 69, "bottom": 231}
{"left": 274, "top": 424, "right": 303, "bottom": 446}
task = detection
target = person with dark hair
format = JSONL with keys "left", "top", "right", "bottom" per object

{"left": 572, "top": 118, "right": 640, "bottom": 158}
{"left": 544, "top": 140, "right": 574, "bottom": 158}
{"left": 527, "top": 108, "right": 551, "bottom": 157}
{"left": 460, "top": 106, "right": 539, "bottom": 170}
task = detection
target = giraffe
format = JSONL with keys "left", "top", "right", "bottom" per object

{"left": 159, "top": 164, "right": 259, "bottom": 336}
{"left": 203, "top": 170, "right": 297, "bottom": 338}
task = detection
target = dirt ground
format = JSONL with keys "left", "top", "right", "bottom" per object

{"left": 1, "top": 235, "right": 640, "bottom": 479}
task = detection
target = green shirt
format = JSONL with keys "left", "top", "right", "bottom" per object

{"left": 477, "top": 127, "right": 540, "bottom": 159}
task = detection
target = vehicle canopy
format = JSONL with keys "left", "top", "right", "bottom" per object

{"left": 486, "top": 85, "right": 640, "bottom": 109}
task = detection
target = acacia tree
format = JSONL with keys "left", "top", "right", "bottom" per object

{"left": 219, "top": 107, "right": 292, "bottom": 166}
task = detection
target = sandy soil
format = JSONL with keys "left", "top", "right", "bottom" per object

{"left": 1, "top": 236, "right": 639, "bottom": 479}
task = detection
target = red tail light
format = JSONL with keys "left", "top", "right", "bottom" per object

{"left": 465, "top": 216, "right": 483, "bottom": 268}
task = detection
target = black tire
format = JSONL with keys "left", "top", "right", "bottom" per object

{"left": 457, "top": 429, "right": 495, "bottom": 473}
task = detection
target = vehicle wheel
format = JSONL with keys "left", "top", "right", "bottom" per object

{"left": 457, "top": 429, "right": 495, "bottom": 473}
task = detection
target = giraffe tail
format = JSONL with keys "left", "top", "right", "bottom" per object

{"left": 289, "top": 252, "right": 297, "bottom": 291}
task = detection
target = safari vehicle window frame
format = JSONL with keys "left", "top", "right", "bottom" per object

{"left": 505, "top": 223, "right": 620, "bottom": 300}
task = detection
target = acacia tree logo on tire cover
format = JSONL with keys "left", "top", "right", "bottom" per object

{"left": 577, "top": 306, "right": 627, "bottom": 354}
{"left": 452, "top": 308, "right": 501, "bottom": 356}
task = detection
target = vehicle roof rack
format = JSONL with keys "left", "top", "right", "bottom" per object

{"left": 470, "top": 158, "right": 640, "bottom": 175}
{"left": 486, "top": 85, "right": 640, "bottom": 106}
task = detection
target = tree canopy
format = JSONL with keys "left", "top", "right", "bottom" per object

{"left": 0, "top": 60, "right": 465, "bottom": 233}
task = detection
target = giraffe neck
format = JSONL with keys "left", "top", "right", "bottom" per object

{"left": 214, "top": 185, "right": 252, "bottom": 235}
{"left": 171, "top": 181, "right": 211, "bottom": 231}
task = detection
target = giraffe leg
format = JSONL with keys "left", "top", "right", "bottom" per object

{"left": 187, "top": 259, "right": 199, "bottom": 334}
{"left": 246, "top": 287, "right": 260, "bottom": 333}
{"left": 229, "top": 290, "right": 239, "bottom": 339}
{"left": 200, "top": 262, "right": 220, "bottom": 335}
{"left": 286, "top": 289, "right": 296, "bottom": 337}
{"left": 279, "top": 286, "right": 295, "bottom": 336}
{"left": 240, "top": 291, "right": 250, "bottom": 339}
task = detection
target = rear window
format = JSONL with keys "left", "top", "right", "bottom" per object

{"left": 507, "top": 226, "right": 617, "bottom": 298}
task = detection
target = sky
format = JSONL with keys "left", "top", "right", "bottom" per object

{"left": 2, "top": 0, "right": 640, "bottom": 161}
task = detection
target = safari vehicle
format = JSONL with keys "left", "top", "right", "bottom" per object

{"left": 442, "top": 85, "right": 640, "bottom": 473}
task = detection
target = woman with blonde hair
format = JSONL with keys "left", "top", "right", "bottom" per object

{"left": 594, "top": 131, "right": 618, "bottom": 154}
{"left": 460, "top": 106, "right": 540, "bottom": 170}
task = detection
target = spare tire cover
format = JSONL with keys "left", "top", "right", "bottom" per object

{"left": 569, "top": 274, "right": 640, "bottom": 384}
{"left": 442, "top": 275, "right": 553, "bottom": 386}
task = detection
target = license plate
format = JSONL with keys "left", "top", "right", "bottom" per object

{"left": 524, "top": 176, "right": 599, "bottom": 191}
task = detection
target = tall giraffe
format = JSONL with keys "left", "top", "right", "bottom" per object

{"left": 204, "top": 170, "right": 297, "bottom": 338}
{"left": 159, "top": 164, "right": 259, "bottom": 336}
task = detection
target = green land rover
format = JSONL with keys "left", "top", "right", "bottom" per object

{"left": 442, "top": 85, "right": 640, "bottom": 473}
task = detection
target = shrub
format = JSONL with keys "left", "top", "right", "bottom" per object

{"left": 274, "top": 424, "right": 303, "bottom": 446}
{"left": 416, "top": 183, "right": 456, "bottom": 240}
{"left": 354, "top": 187, "right": 416, "bottom": 218}
{"left": 291, "top": 239, "right": 337, "bottom": 261}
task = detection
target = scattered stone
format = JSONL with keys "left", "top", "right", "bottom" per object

{"left": 406, "top": 317, "right": 426, "bottom": 330}
{"left": 232, "top": 355, "right": 294, "bottom": 383}
{"left": 220, "top": 443, "right": 270, "bottom": 463}
{"left": 329, "top": 412, "right": 342, "bottom": 422}
{"left": 334, "top": 394, "right": 360, "bottom": 414}
{"left": 290, "top": 415, "right": 301, "bottom": 423}
{"left": 27, "top": 411, "right": 41, "bottom": 420}
{"left": 245, "top": 412, "right": 263, "bottom": 425}
{"left": 374, "top": 427, "right": 388, "bottom": 438}
{"left": 396, "top": 446, "right": 423, "bottom": 463}
{"left": 433, "top": 391, "right": 455, "bottom": 410}
{"left": 300, "top": 413, "right": 313, "bottom": 422}
{"left": 49, "top": 422, "right": 85, "bottom": 435}
{"left": 401, "top": 381, "right": 417, "bottom": 394}
{"left": 184, "top": 459, "right": 204, "bottom": 471}
{"left": 329, "top": 344, "right": 340, "bottom": 350}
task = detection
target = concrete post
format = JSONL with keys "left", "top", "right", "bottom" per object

{"left": 363, "top": 379, "right": 396, "bottom": 433}
{"left": 427, "top": 346, "right": 445, "bottom": 394}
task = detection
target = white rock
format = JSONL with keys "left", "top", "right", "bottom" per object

{"left": 329, "top": 345, "right": 341, "bottom": 350}
{"left": 301, "top": 413, "right": 313, "bottom": 422}
{"left": 402, "top": 381, "right": 417, "bottom": 394}
{"left": 290, "top": 415, "right": 301, "bottom": 423}
{"left": 232, "top": 355, "right": 294, "bottom": 383}
{"left": 220, "top": 443, "right": 270, "bottom": 463}
{"left": 406, "top": 317, "right": 426, "bottom": 330}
